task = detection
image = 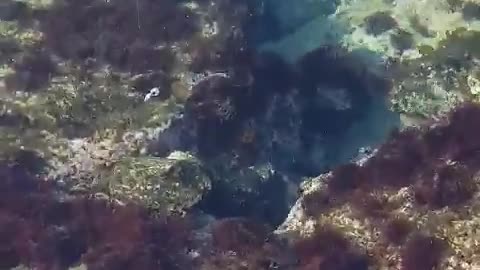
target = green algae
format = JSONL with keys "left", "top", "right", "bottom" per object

{"left": 416, "top": 28, "right": 480, "bottom": 63}
{"left": 391, "top": 89, "right": 461, "bottom": 118}
{"left": 0, "top": 20, "right": 42, "bottom": 48}
{"left": 390, "top": 28, "right": 480, "bottom": 120}
{"left": 105, "top": 152, "right": 211, "bottom": 214}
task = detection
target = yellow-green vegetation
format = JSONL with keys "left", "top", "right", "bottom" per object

{"left": 39, "top": 75, "right": 140, "bottom": 137}
{"left": 389, "top": 28, "right": 480, "bottom": 120}
{"left": 106, "top": 152, "right": 211, "bottom": 214}
{"left": 0, "top": 65, "right": 181, "bottom": 160}
{"left": 0, "top": 21, "right": 42, "bottom": 47}
{"left": 431, "top": 28, "right": 480, "bottom": 59}
{"left": 19, "top": 0, "right": 54, "bottom": 9}
{"left": 0, "top": 0, "right": 188, "bottom": 199}
{"left": 0, "top": 95, "right": 61, "bottom": 161}
{"left": 390, "top": 88, "right": 462, "bottom": 118}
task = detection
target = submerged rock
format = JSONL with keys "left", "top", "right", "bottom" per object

{"left": 277, "top": 103, "right": 480, "bottom": 270}
{"left": 107, "top": 151, "right": 211, "bottom": 214}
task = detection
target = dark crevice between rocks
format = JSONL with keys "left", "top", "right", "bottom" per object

{"left": 195, "top": 171, "right": 290, "bottom": 227}
{"left": 150, "top": 44, "right": 398, "bottom": 226}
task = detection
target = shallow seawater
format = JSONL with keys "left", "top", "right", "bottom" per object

{"left": 1, "top": 0, "right": 480, "bottom": 269}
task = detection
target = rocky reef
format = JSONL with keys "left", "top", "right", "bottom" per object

{"left": 4, "top": 102, "right": 480, "bottom": 269}
{"left": 279, "top": 103, "right": 480, "bottom": 269}
{"left": 2, "top": 0, "right": 480, "bottom": 269}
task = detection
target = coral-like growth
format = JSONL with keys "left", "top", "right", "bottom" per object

{"left": 294, "top": 225, "right": 370, "bottom": 270}
{"left": 401, "top": 233, "right": 446, "bottom": 270}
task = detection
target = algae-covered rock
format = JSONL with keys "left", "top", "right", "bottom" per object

{"left": 389, "top": 28, "right": 480, "bottom": 123}
{"left": 276, "top": 104, "right": 480, "bottom": 269}
{"left": 107, "top": 151, "right": 211, "bottom": 213}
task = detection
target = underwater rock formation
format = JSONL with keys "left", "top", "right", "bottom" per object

{"left": 4, "top": 102, "right": 480, "bottom": 270}
{"left": 147, "top": 44, "right": 394, "bottom": 224}
{"left": 278, "top": 102, "right": 480, "bottom": 269}
{"left": 0, "top": 161, "right": 293, "bottom": 270}
{"left": 5, "top": 0, "right": 480, "bottom": 269}
{"left": 0, "top": 162, "right": 193, "bottom": 270}
{"left": 293, "top": 225, "right": 370, "bottom": 270}
{"left": 107, "top": 151, "right": 211, "bottom": 214}
{"left": 194, "top": 217, "right": 294, "bottom": 270}
{"left": 0, "top": 0, "right": 255, "bottom": 154}
{"left": 158, "top": 45, "right": 391, "bottom": 168}
{"left": 0, "top": 0, "right": 262, "bottom": 219}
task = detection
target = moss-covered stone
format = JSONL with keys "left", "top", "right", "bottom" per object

{"left": 106, "top": 151, "right": 211, "bottom": 214}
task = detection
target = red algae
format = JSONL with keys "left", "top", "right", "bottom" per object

{"left": 0, "top": 163, "right": 192, "bottom": 270}
{"left": 302, "top": 103, "right": 480, "bottom": 217}
{"left": 296, "top": 103, "right": 480, "bottom": 269}
{"left": 211, "top": 217, "right": 270, "bottom": 255}
{"left": 381, "top": 217, "right": 414, "bottom": 245}
{"left": 294, "top": 225, "right": 370, "bottom": 270}
{"left": 401, "top": 233, "right": 447, "bottom": 270}
{"left": 0, "top": 161, "right": 294, "bottom": 270}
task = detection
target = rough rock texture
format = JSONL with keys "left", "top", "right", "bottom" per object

{"left": 0, "top": 161, "right": 293, "bottom": 270}
{"left": 277, "top": 103, "right": 480, "bottom": 270}
{"left": 0, "top": 0, "right": 253, "bottom": 198}
{"left": 260, "top": 0, "right": 480, "bottom": 124}
{"left": 4, "top": 0, "right": 480, "bottom": 269}
{"left": 107, "top": 151, "right": 211, "bottom": 214}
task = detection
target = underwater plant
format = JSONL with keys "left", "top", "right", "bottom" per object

{"left": 0, "top": 162, "right": 193, "bottom": 270}
{"left": 291, "top": 102, "right": 480, "bottom": 269}
{"left": 293, "top": 225, "right": 370, "bottom": 270}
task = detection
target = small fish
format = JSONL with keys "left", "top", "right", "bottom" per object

{"left": 144, "top": 87, "right": 160, "bottom": 102}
